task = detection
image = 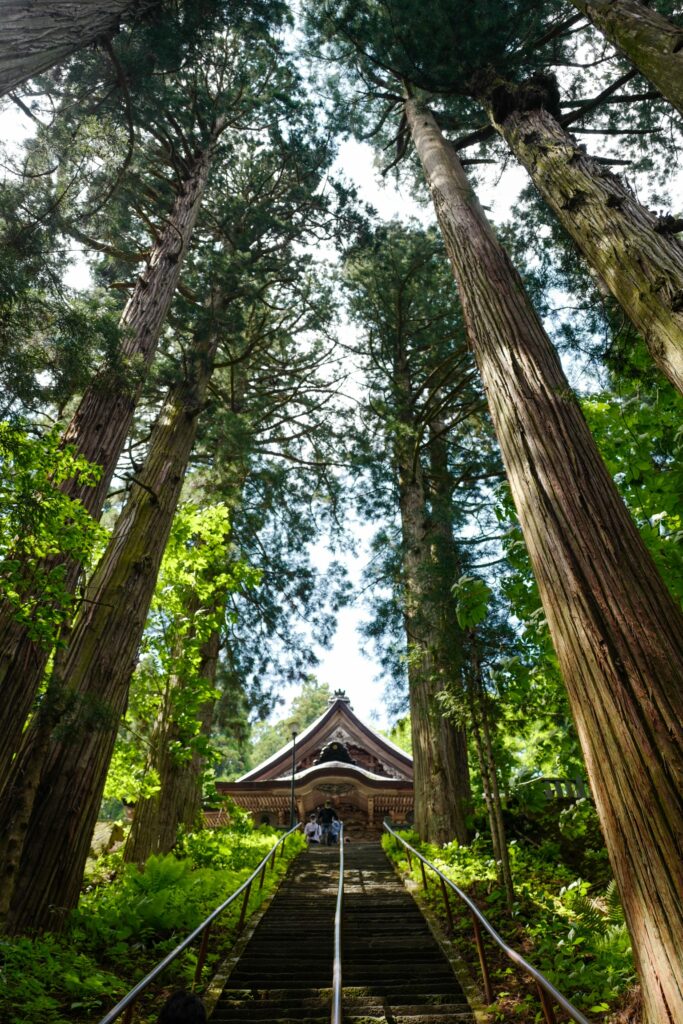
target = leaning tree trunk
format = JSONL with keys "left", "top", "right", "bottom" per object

{"left": 124, "top": 625, "right": 221, "bottom": 864}
{"left": 0, "top": 1, "right": 144, "bottom": 97}
{"left": 405, "top": 97, "right": 683, "bottom": 1024}
{"left": 483, "top": 80, "right": 683, "bottom": 394}
{"left": 569, "top": 0, "right": 683, "bottom": 118}
{"left": 394, "top": 353, "right": 469, "bottom": 846}
{"left": 0, "top": 135, "right": 217, "bottom": 783}
{"left": 6, "top": 334, "right": 216, "bottom": 934}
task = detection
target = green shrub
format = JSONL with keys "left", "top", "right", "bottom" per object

{"left": 1, "top": 823, "right": 304, "bottom": 1024}
{"left": 382, "top": 830, "right": 636, "bottom": 1019}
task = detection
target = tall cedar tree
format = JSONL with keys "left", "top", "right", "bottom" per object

{"left": 0, "top": 12, "right": 291, "bottom": 782}
{"left": 344, "top": 225, "right": 499, "bottom": 843}
{"left": 2, "top": 117, "right": 342, "bottom": 930}
{"left": 306, "top": 6, "right": 683, "bottom": 1011}
{"left": 404, "top": 98, "right": 683, "bottom": 1024}
{"left": 311, "top": 0, "right": 682, "bottom": 392}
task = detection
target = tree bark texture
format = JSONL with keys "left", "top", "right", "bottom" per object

{"left": 6, "top": 336, "right": 215, "bottom": 933}
{"left": 0, "top": 1, "right": 142, "bottom": 97}
{"left": 569, "top": 0, "right": 683, "bottom": 118}
{"left": 124, "top": 628, "right": 219, "bottom": 864}
{"left": 406, "top": 98, "right": 683, "bottom": 1024}
{"left": 486, "top": 92, "right": 683, "bottom": 394}
{"left": 0, "top": 141, "right": 215, "bottom": 783}
{"left": 394, "top": 352, "right": 470, "bottom": 846}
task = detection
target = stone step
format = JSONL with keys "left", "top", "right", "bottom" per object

{"left": 211, "top": 842, "right": 470, "bottom": 1023}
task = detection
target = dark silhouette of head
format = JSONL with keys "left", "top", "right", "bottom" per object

{"left": 158, "top": 991, "right": 207, "bottom": 1023}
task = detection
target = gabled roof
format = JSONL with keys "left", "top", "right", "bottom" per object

{"left": 236, "top": 692, "right": 412, "bottom": 784}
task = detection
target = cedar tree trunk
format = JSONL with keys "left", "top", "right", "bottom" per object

{"left": 427, "top": 422, "right": 472, "bottom": 835}
{"left": 569, "top": 0, "right": 683, "bottom": 118}
{"left": 405, "top": 97, "right": 683, "bottom": 1024}
{"left": 484, "top": 81, "right": 683, "bottom": 394}
{"left": 6, "top": 333, "right": 215, "bottom": 933}
{"left": 0, "top": 1, "right": 143, "bottom": 97}
{"left": 0, "top": 136, "right": 217, "bottom": 782}
{"left": 394, "top": 351, "right": 469, "bottom": 845}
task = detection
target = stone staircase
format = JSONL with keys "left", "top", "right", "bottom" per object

{"left": 211, "top": 842, "right": 475, "bottom": 1024}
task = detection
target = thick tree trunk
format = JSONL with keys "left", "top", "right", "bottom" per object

{"left": 0, "top": 139, "right": 216, "bottom": 782}
{"left": 569, "top": 0, "right": 683, "bottom": 118}
{"left": 484, "top": 84, "right": 683, "bottom": 394}
{"left": 0, "top": 1, "right": 142, "bottom": 98}
{"left": 6, "top": 333, "right": 215, "bottom": 933}
{"left": 394, "top": 354, "right": 469, "bottom": 846}
{"left": 406, "top": 97, "right": 683, "bottom": 1024}
{"left": 124, "top": 629, "right": 220, "bottom": 864}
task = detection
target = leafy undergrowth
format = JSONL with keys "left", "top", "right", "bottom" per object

{"left": 0, "top": 822, "right": 305, "bottom": 1024}
{"left": 382, "top": 830, "right": 637, "bottom": 1024}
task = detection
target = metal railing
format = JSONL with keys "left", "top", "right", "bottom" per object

{"left": 330, "top": 822, "right": 344, "bottom": 1024}
{"left": 383, "top": 823, "right": 590, "bottom": 1024}
{"left": 96, "top": 823, "right": 302, "bottom": 1024}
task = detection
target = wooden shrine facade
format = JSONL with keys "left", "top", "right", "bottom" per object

{"left": 217, "top": 691, "right": 413, "bottom": 836}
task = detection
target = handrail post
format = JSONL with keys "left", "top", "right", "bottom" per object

{"left": 194, "top": 923, "right": 212, "bottom": 987}
{"left": 330, "top": 823, "right": 344, "bottom": 1024}
{"left": 258, "top": 860, "right": 268, "bottom": 891}
{"left": 122, "top": 1005, "right": 134, "bottom": 1024}
{"left": 237, "top": 879, "right": 252, "bottom": 932}
{"left": 471, "top": 913, "right": 494, "bottom": 1005}
{"left": 405, "top": 847, "right": 413, "bottom": 870}
{"left": 419, "top": 859, "right": 429, "bottom": 892}
{"left": 536, "top": 982, "right": 557, "bottom": 1024}
{"left": 439, "top": 876, "right": 454, "bottom": 935}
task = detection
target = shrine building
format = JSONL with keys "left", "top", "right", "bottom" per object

{"left": 218, "top": 690, "right": 413, "bottom": 839}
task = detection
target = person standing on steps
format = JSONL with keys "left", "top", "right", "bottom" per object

{"left": 317, "top": 800, "right": 338, "bottom": 846}
{"left": 304, "top": 814, "right": 321, "bottom": 844}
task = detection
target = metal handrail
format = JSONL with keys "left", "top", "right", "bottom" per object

{"left": 383, "top": 823, "right": 590, "bottom": 1024}
{"left": 97, "top": 823, "right": 302, "bottom": 1024}
{"left": 330, "top": 822, "right": 344, "bottom": 1024}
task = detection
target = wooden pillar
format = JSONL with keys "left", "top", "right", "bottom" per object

{"left": 367, "top": 796, "right": 375, "bottom": 826}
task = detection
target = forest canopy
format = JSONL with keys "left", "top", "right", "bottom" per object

{"left": 0, "top": 2, "right": 682, "bottom": 1023}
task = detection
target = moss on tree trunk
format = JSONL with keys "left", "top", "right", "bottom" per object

{"left": 485, "top": 88, "right": 683, "bottom": 394}
{"left": 570, "top": 0, "right": 683, "bottom": 118}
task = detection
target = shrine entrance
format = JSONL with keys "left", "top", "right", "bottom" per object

{"left": 218, "top": 691, "right": 414, "bottom": 836}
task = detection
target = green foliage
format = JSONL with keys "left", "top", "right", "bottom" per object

{"left": 105, "top": 503, "right": 258, "bottom": 805}
{"left": 382, "top": 830, "right": 636, "bottom": 1018}
{"left": 582, "top": 379, "right": 683, "bottom": 604}
{"left": 1, "top": 823, "right": 304, "bottom": 1024}
{"left": 0, "top": 422, "right": 105, "bottom": 646}
{"left": 453, "top": 575, "right": 493, "bottom": 629}
{"left": 247, "top": 677, "right": 332, "bottom": 768}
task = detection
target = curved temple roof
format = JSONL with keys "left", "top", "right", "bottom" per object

{"left": 236, "top": 691, "right": 413, "bottom": 784}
